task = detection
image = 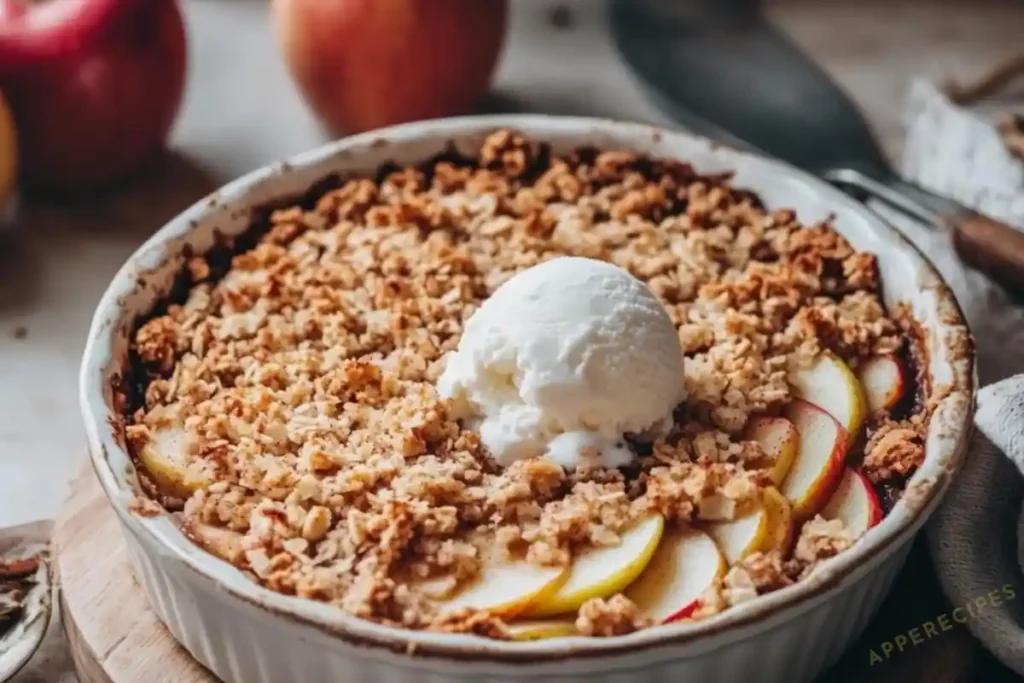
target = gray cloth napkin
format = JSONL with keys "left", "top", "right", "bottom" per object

{"left": 897, "top": 80, "right": 1024, "bottom": 675}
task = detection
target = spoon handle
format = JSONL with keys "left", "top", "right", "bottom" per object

{"left": 948, "top": 210, "right": 1024, "bottom": 295}
{"left": 825, "top": 168, "right": 1024, "bottom": 299}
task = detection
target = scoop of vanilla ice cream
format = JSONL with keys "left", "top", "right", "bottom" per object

{"left": 437, "top": 256, "right": 686, "bottom": 470}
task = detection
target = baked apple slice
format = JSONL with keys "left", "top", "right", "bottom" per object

{"left": 792, "top": 352, "right": 868, "bottom": 437}
{"left": 822, "top": 468, "right": 883, "bottom": 538}
{"left": 857, "top": 355, "right": 907, "bottom": 414}
{"left": 780, "top": 400, "right": 848, "bottom": 521}
{"left": 708, "top": 487, "right": 793, "bottom": 564}
{"left": 137, "top": 424, "right": 210, "bottom": 499}
{"left": 506, "top": 619, "right": 578, "bottom": 640}
{"left": 745, "top": 417, "right": 799, "bottom": 486}
{"left": 625, "top": 528, "right": 726, "bottom": 624}
{"left": 525, "top": 515, "right": 664, "bottom": 618}
{"left": 186, "top": 522, "right": 245, "bottom": 565}
{"left": 429, "top": 558, "right": 569, "bottom": 618}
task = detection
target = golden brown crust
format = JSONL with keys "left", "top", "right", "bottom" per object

{"left": 792, "top": 516, "right": 854, "bottom": 573}
{"left": 575, "top": 595, "right": 652, "bottom": 637}
{"left": 863, "top": 416, "right": 928, "bottom": 484}
{"left": 123, "top": 130, "right": 926, "bottom": 636}
{"left": 739, "top": 550, "right": 795, "bottom": 593}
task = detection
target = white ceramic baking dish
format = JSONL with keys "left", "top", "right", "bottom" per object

{"left": 80, "top": 115, "right": 974, "bottom": 683}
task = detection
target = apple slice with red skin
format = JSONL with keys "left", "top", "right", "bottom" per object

{"left": 746, "top": 417, "right": 799, "bottom": 486}
{"left": 857, "top": 355, "right": 907, "bottom": 414}
{"left": 792, "top": 352, "right": 868, "bottom": 438}
{"left": 709, "top": 487, "right": 794, "bottom": 564}
{"left": 781, "top": 400, "right": 849, "bottom": 521}
{"left": 822, "top": 468, "right": 883, "bottom": 538}
{"left": 625, "top": 528, "right": 726, "bottom": 624}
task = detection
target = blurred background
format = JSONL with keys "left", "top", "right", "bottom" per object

{"left": 0, "top": 0, "right": 1022, "bottom": 529}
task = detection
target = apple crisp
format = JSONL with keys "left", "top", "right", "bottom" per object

{"left": 121, "top": 129, "right": 934, "bottom": 639}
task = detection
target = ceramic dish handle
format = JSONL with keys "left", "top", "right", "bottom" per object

{"left": 825, "top": 168, "right": 1024, "bottom": 300}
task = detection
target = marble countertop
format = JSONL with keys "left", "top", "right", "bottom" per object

{"left": 1, "top": 0, "right": 1022, "bottom": 528}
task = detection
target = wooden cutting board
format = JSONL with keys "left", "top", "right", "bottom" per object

{"left": 54, "top": 463, "right": 212, "bottom": 683}
{"left": 53, "top": 461, "right": 1018, "bottom": 683}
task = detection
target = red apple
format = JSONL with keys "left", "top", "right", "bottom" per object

{"left": 271, "top": 0, "right": 508, "bottom": 135}
{"left": 0, "top": 0, "right": 187, "bottom": 195}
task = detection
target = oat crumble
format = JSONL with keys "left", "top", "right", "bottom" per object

{"left": 122, "top": 130, "right": 932, "bottom": 638}
{"left": 576, "top": 595, "right": 651, "bottom": 637}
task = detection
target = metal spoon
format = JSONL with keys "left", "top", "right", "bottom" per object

{"left": 610, "top": 0, "right": 1024, "bottom": 298}
{"left": 0, "top": 521, "right": 52, "bottom": 683}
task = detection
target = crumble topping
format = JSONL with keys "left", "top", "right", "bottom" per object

{"left": 124, "top": 130, "right": 928, "bottom": 636}
{"left": 723, "top": 565, "right": 759, "bottom": 607}
{"left": 739, "top": 550, "right": 795, "bottom": 594}
{"left": 793, "top": 516, "right": 855, "bottom": 568}
{"left": 428, "top": 608, "right": 512, "bottom": 639}
{"left": 862, "top": 414, "right": 928, "bottom": 485}
{"left": 576, "top": 594, "right": 651, "bottom": 637}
